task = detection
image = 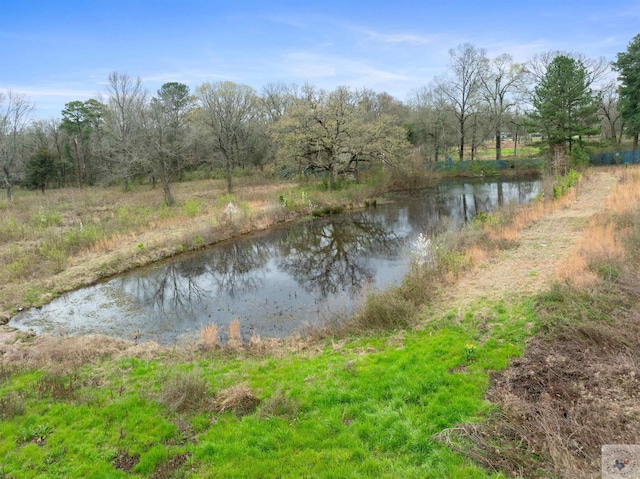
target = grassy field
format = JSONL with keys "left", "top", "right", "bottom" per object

{"left": 1, "top": 166, "right": 638, "bottom": 478}
{"left": 0, "top": 297, "right": 532, "bottom": 478}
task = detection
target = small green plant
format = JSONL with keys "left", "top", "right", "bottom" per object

{"left": 18, "top": 424, "right": 55, "bottom": 444}
{"left": 192, "top": 234, "right": 205, "bottom": 248}
{"left": 183, "top": 198, "right": 200, "bottom": 217}
{"left": 553, "top": 169, "right": 580, "bottom": 199}
{"left": 464, "top": 343, "right": 477, "bottom": 362}
{"left": 137, "top": 242, "right": 145, "bottom": 251}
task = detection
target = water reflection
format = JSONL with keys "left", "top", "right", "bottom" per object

{"left": 10, "top": 177, "right": 540, "bottom": 344}
{"left": 279, "top": 216, "right": 403, "bottom": 297}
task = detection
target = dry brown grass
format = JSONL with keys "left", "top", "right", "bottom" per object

{"left": 214, "top": 383, "right": 261, "bottom": 417}
{"left": 200, "top": 322, "right": 220, "bottom": 351}
{"left": 227, "top": 318, "right": 242, "bottom": 349}
{"left": 158, "top": 370, "right": 213, "bottom": 413}
{"left": 0, "top": 328, "right": 168, "bottom": 371}
{"left": 259, "top": 389, "right": 300, "bottom": 420}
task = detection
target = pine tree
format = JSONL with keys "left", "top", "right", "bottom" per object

{"left": 528, "top": 55, "right": 600, "bottom": 154}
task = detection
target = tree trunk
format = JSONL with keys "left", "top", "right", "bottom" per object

{"left": 2, "top": 164, "right": 12, "bottom": 201}
{"left": 73, "top": 136, "right": 82, "bottom": 187}
{"left": 225, "top": 159, "right": 233, "bottom": 193}
{"left": 163, "top": 178, "right": 174, "bottom": 206}
{"left": 330, "top": 164, "right": 338, "bottom": 184}
{"left": 459, "top": 118, "right": 465, "bottom": 160}
{"left": 495, "top": 128, "right": 502, "bottom": 160}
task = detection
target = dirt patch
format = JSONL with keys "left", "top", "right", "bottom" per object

{"left": 441, "top": 308, "right": 640, "bottom": 479}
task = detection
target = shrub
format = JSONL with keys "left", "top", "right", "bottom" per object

{"left": 158, "top": 370, "right": 213, "bottom": 413}
{"left": 182, "top": 198, "right": 200, "bottom": 217}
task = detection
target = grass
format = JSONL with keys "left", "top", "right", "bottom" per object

{"left": 4, "top": 165, "right": 616, "bottom": 478}
{"left": 0, "top": 297, "right": 532, "bottom": 478}
{"left": 0, "top": 166, "right": 567, "bottom": 478}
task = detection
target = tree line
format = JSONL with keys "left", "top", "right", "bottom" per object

{"left": 1, "top": 35, "right": 639, "bottom": 203}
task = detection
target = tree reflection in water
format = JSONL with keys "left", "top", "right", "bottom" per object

{"left": 278, "top": 214, "right": 404, "bottom": 297}
{"left": 121, "top": 241, "right": 273, "bottom": 317}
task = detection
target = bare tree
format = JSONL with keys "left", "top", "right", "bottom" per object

{"left": 196, "top": 81, "right": 258, "bottom": 192}
{"left": 144, "top": 82, "right": 195, "bottom": 205}
{"left": 598, "top": 81, "right": 625, "bottom": 145}
{"left": 0, "top": 91, "right": 34, "bottom": 201}
{"left": 479, "top": 54, "right": 524, "bottom": 160}
{"left": 407, "top": 85, "right": 456, "bottom": 162}
{"left": 434, "top": 43, "right": 488, "bottom": 160}
{"left": 102, "top": 72, "right": 147, "bottom": 188}
{"left": 260, "top": 82, "right": 301, "bottom": 124}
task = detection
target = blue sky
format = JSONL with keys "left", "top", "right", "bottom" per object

{"left": 1, "top": 0, "right": 638, "bottom": 118}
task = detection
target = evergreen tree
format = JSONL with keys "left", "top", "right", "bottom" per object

{"left": 25, "top": 147, "right": 57, "bottom": 194}
{"left": 528, "top": 55, "right": 600, "bottom": 154}
{"left": 612, "top": 34, "right": 640, "bottom": 152}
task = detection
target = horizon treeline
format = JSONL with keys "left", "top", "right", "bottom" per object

{"left": 1, "top": 37, "right": 639, "bottom": 203}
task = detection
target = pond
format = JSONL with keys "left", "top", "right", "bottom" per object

{"left": 9, "top": 177, "right": 540, "bottom": 344}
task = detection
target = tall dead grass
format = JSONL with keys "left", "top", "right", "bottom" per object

{"left": 200, "top": 322, "right": 220, "bottom": 351}
{"left": 556, "top": 168, "right": 640, "bottom": 287}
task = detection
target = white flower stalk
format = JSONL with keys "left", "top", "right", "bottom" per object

{"left": 412, "top": 233, "right": 436, "bottom": 268}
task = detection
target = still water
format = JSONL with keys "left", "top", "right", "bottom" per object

{"left": 10, "top": 177, "right": 540, "bottom": 344}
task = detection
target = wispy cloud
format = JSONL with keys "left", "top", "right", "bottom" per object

{"left": 355, "top": 27, "right": 438, "bottom": 46}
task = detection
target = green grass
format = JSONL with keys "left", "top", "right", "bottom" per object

{"left": 0, "top": 299, "right": 534, "bottom": 478}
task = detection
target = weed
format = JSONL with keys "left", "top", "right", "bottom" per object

{"left": 214, "top": 193, "right": 236, "bottom": 210}
{"left": 36, "top": 373, "right": 79, "bottom": 400}
{"left": 18, "top": 424, "right": 55, "bottom": 444}
{"left": 214, "top": 383, "right": 260, "bottom": 417}
{"left": 227, "top": 317, "right": 242, "bottom": 349}
{"left": 463, "top": 344, "right": 477, "bottom": 362}
{"left": 259, "top": 389, "right": 300, "bottom": 420}
{"left": 192, "top": 234, "right": 204, "bottom": 248}
{"left": 355, "top": 289, "right": 416, "bottom": 330}
{"left": 158, "top": 370, "right": 213, "bottom": 413}
{"left": 0, "top": 392, "right": 25, "bottom": 419}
